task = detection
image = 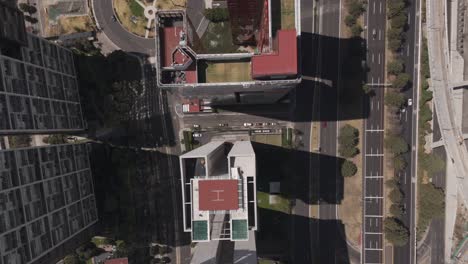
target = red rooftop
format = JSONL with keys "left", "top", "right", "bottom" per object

{"left": 198, "top": 180, "right": 239, "bottom": 211}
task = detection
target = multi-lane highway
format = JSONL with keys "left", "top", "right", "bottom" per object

{"left": 394, "top": 0, "right": 421, "bottom": 262}
{"left": 362, "top": 0, "right": 386, "bottom": 263}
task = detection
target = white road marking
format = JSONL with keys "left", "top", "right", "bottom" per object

{"left": 365, "top": 153, "right": 384, "bottom": 157}
{"left": 377, "top": 101, "right": 380, "bottom": 110}
{"left": 365, "top": 196, "right": 384, "bottom": 199}
{"left": 365, "top": 175, "right": 384, "bottom": 178}
{"left": 372, "top": 53, "right": 375, "bottom": 63}
{"left": 373, "top": 1, "right": 376, "bottom": 13}
{"left": 378, "top": 29, "right": 382, "bottom": 40}
{"left": 366, "top": 129, "right": 384, "bottom": 132}
{"left": 378, "top": 53, "right": 381, "bottom": 64}
{"left": 365, "top": 215, "right": 383, "bottom": 217}
{"left": 365, "top": 232, "right": 383, "bottom": 235}
{"left": 371, "top": 100, "right": 374, "bottom": 110}
{"left": 408, "top": 14, "right": 411, "bottom": 25}
{"left": 404, "top": 172, "right": 407, "bottom": 183}
{"left": 405, "top": 110, "right": 408, "bottom": 121}
{"left": 407, "top": 44, "right": 410, "bottom": 56}
{"left": 365, "top": 248, "right": 383, "bottom": 251}
{"left": 379, "top": 1, "right": 382, "bottom": 13}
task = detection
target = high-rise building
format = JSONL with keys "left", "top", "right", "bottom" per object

{"left": 0, "top": 143, "right": 98, "bottom": 264}
{"left": 179, "top": 140, "right": 258, "bottom": 263}
{"left": 0, "top": 2, "right": 84, "bottom": 134}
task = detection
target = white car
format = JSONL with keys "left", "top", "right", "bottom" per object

{"left": 193, "top": 133, "right": 202, "bottom": 138}
{"left": 408, "top": 98, "right": 413, "bottom": 106}
{"left": 243, "top": 123, "right": 253, "bottom": 127}
{"left": 193, "top": 124, "right": 200, "bottom": 128}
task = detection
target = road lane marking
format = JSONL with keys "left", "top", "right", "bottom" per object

{"left": 365, "top": 232, "right": 383, "bottom": 235}
{"left": 365, "top": 248, "right": 383, "bottom": 251}
{"left": 372, "top": 53, "right": 374, "bottom": 63}
{"left": 378, "top": 53, "right": 381, "bottom": 64}
{"left": 373, "top": 1, "right": 376, "bottom": 13}
{"left": 365, "top": 215, "right": 383, "bottom": 217}
{"left": 377, "top": 101, "right": 380, "bottom": 110}
{"left": 365, "top": 175, "right": 384, "bottom": 178}
{"left": 365, "top": 196, "right": 383, "bottom": 199}
{"left": 366, "top": 129, "right": 384, "bottom": 132}
{"left": 380, "top": 1, "right": 382, "bottom": 13}
{"left": 365, "top": 153, "right": 384, "bottom": 156}
{"left": 408, "top": 14, "right": 411, "bottom": 25}
{"left": 407, "top": 43, "right": 410, "bottom": 56}
{"left": 379, "top": 29, "right": 382, "bottom": 40}
{"left": 371, "top": 100, "right": 373, "bottom": 110}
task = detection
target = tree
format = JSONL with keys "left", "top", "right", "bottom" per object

{"left": 115, "top": 240, "right": 129, "bottom": 257}
{"left": 351, "top": 24, "right": 363, "bottom": 37}
{"left": 389, "top": 188, "right": 403, "bottom": 203}
{"left": 384, "top": 217, "right": 409, "bottom": 246}
{"left": 390, "top": 204, "right": 404, "bottom": 218}
{"left": 384, "top": 92, "right": 405, "bottom": 108}
{"left": 384, "top": 135, "right": 409, "bottom": 155}
{"left": 204, "top": 8, "right": 229, "bottom": 22}
{"left": 43, "top": 134, "right": 68, "bottom": 145}
{"left": 419, "top": 153, "right": 445, "bottom": 176}
{"left": 391, "top": 13, "right": 408, "bottom": 30}
{"left": 24, "top": 15, "right": 38, "bottom": 24}
{"left": 19, "top": 3, "right": 37, "bottom": 14}
{"left": 392, "top": 73, "right": 411, "bottom": 89}
{"left": 348, "top": 0, "right": 366, "bottom": 18}
{"left": 385, "top": 179, "right": 399, "bottom": 189}
{"left": 362, "top": 83, "right": 374, "bottom": 94}
{"left": 388, "top": 59, "right": 404, "bottom": 75}
{"left": 387, "top": 0, "right": 406, "bottom": 18}
{"left": 63, "top": 254, "right": 82, "bottom": 264}
{"left": 345, "top": 15, "right": 357, "bottom": 27}
{"left": 8, "top": 135, "right": 31, "bottom": 148}
{"left": 338, "top": 125, "right": 360, "bottom": 158}
{"left": 393, "top": 155, "right": 407, "bottom": 171}
{"left": 341, "top": 160, "right": 358, "bottom": 177}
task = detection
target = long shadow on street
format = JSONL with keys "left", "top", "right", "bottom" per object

{"left": 212, "top": 33, "right": 369, "bottom": 122}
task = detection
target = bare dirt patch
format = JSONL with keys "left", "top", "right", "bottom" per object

{"left": 58, "top": 15, "right": 94, "bottom": 35}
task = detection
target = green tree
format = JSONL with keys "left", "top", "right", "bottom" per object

{"left": 384, "top": 92, "right": 405, "bottom": 108}
{"left": 362, "top": 83, "right": 374, "bottom": 94}
{"left": 63, "top": 254, "right": 82, "bottom": 264}
{"left": 388, "top": 59, "right": 404, "bottom": 75}
{"left": 338, "top": 125, "right": 360, "bottom": 158}
{"left": 348, "top": 0, "right": 366, "bottom": 18}
{"left": 384, "top": 135, "right": 409, "bottom": 155}
{"left": 390, "top": 204, "right": 404, "bottom": 218}
{"left": 351, "top": 24, "right": 363, "bottom": 37}
{"left": 419, "top": 153, "right": 445, "bottom": 176}
{"left": 8, "top": 135, "right": 31, "bottom": 148}
{"left": 391, "top": 13, "right": 408, "bottom": 29}
{"left": 384, "top": 217, "right": 409, "bottom": 246}
{"left": 393, "top": 155, "right": 407, "bottom": 171}
{"left": 341, "top": 160, "right": 358, "bottom": 177}
{"left": 392, "top": 73, "right": 411, "bottom": 89}
{"left": 389, "top": 188, "right": 403, "bottom": 204}
{"left": 418, "top": 183, "right": 445, "bottom": 237}
{"left": 387, "top": 0, "right": 406, "bottom": 18}
{"left": 43, "top": 134, "right": 68, "bottom": 145}
{"left": 115, "top": 240, "right": 129, "bottom": 257}
{"left": 345, "top": 15, "right": 357, "bottom": 27}
{"left": 19, "top": 3, "right": 37, "bottom": 14}
{"left": 204, "top": 8, "right": 229, "bottom": 22}
{"left": 24, "top": 15, "right": 38, "bottom": 24}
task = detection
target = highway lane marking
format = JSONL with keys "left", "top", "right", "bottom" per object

{"left": 380, "top": 1, "right": 382, "bottom": 13}
{"left": 373, "top": 1, "right": 376, "bottom": 13}
{"left": 365, "top": 175, "right": 384, "bottom": 178}
{"left": 379, "top": 29, "right": 382, "bottom": 40}
{"left": 365, "top": 153, "right": 384, "bottom": 156}
{"left": 371, "top": 100, "right": 373, "bottom": 110}
{"left": 378, "top": 53, "right": 381, "bottom": 64}
{"left": 366, "top": 129, "right": 384, "bottom": 132}
{"left": 372, "top": 53, "right": 375, "bottom": 63}
{"left": 365, "top": 196, "right": 383, "bottom": 199}
{"left": 364, "top": 232, "right": 383, "bottom": 235}
{"left": 407, "top": 43, "right": 410, "bottom": 56}
{"left": 365, "top": 215, "right": 383, "bottom": 217}
{"left": 365, "top": 248, "right": 383, "bottom": 251}
{"left": 408, "top": 14, "right": 411, "bottom": 25}
{"left": 377, "top": 101, "right": 380, "bottom": 110}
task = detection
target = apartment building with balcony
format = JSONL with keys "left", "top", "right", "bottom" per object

{"left": 0, "top": 143, "right": 98, "bottom": 264}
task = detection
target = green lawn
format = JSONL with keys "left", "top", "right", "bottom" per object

{"left": 129, "top": 0, "right": 144, "bottom": 17}
{"left": 257, "top": 191, "right": 291, "bottom": 214}
{"left": 200, "top": 22, "right": 240, "bottom": 53}
{"left": 251, "top": 134, "right": 282, "bottom": 147}
{"left": 199, "top": 61, "right": 252, "bottom": 83}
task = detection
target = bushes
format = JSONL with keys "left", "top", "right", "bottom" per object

{"left": 384, "top": 134, "right": 409, "bottom": 156}
{"left": 388, "top": 59, "right": 404, "bottom": 76}
{"left": 204, "top": 8, "right": 229, "bottom": 23}
{"left": 392, "top": 73, "right": 411, "bottom": 89}
{"left": 341, "top": 160, "right": 358, "bottom": 177}
{"left": 345, "top": 0, "right": 366, "bottom": 37}
{"left": 384, "top": 91, "right": 405, "bottom": 108}
{"left": 384, "top": 217, "right": 409, "bottom": 246}
{"left": 338, "top": 124, "right": 360, "bottom": 158}
{"left": 417, "top": 183, "right": 445, "bottom": 237}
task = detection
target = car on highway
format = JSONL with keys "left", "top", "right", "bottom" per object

{"left": 193, "top": 133, "right": 202, "bottom": 138}
{"left": 372, "top": 29, "right": 377, "bottom": 39}
{"left": 218, "top": 123, "right": 228, "bottom": 127}
{"left": 408, "top": 98, "right": 413, "bottom": 106}
{"left": 244, "top": 123, "right": 253, "bottom": 127}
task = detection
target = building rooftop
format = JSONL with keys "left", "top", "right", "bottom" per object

{"left": 104, "top": 258, "right": 129, "bottom": 264}
{"left": 251, "top": 29, "right": 298, "bottom": 79}
{"left": 198, "top": 179, "right": 239, "bottom": 211}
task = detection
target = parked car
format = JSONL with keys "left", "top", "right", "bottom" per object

{"left": 244, "top": 123, "right": 253, "bottom": 127}
{"left": 218, "top": 123, "right": 228, "bottom": 127}
{"left": 193, "top": 133, "right": 202, "bottom": 138}
{"left": 407, "top": 98, "right": 413, "bottom": 106}
{"left": 255, "top": 122, "right": 263, "bottom": 126}
{"left": 193, "top": 124, "right": 200, "bottom": 128}
{"left": 269, "top": 122, "right": 278, "bottom": 126}
{"left": 262, "top": 122, "right": 269, "bottom": 126}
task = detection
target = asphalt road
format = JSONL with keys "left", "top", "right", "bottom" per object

{"left": 92, "top": 0, "right": 155, "bottom": 54}
{"left": 363, "top": 0, "right": 386, "bottom": 263}
{"left": 394, "top": 0, "right": 421, "bottom": 262}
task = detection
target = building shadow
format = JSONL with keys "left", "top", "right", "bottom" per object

{"left": 212, "top": 33, "right": 369, "bottom": 122}
{"left": 89, "top": 143, "right": 190, "bottom": 262}
{"left": 256, "top": 207, "right": 351, "bottom": 263}
{"left": 252, "top": 141, "right": 344, "bottom": 205}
